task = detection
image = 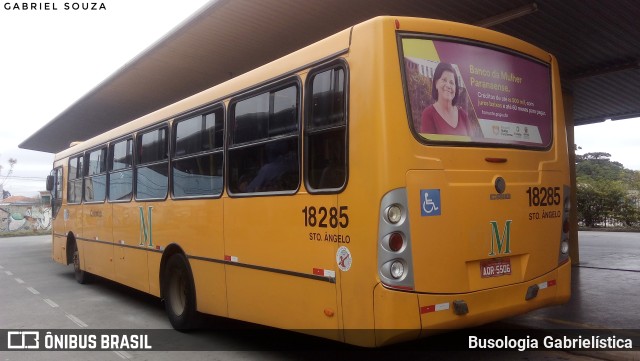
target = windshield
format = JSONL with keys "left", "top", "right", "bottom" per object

{"left": 400, "top": 36, "right": 552, "bottom": 149}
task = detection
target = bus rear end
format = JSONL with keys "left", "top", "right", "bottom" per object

{"left": 364, "top": 18, "right": 571, "bottom": 345}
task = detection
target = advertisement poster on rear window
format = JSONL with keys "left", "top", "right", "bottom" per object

{"left": 401, "top": 37, "right": 552, "bottom": 148}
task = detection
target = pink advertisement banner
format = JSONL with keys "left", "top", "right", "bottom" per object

{"left": 402, "top": 37, "right": 552, "bottom": 148}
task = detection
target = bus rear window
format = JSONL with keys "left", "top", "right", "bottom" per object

{"left": 400, "top": 36, "right": 552, "bottom": 149}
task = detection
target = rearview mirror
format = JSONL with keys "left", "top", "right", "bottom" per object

{"left": 46, "top": 175, "right": 54, "bottom": 191}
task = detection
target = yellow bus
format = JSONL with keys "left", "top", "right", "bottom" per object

{"left": 46, "top": 16, "right": 571, "bottom": 347}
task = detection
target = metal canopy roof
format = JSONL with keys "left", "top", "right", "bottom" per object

{"left": 20, "top": 0, "right": 640, "bottom": 153}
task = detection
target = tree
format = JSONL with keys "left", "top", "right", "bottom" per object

{"left": 615, "top": 191, "right": 640, "bottom": 227}
{"left": 576, "top": 151, "right": 640, "bottom": 227}
{"left": 0, "top": 155, "right": 18, "bottom": 188}
{"left": 576, "top": 152, "right": 625, "bottom": 182}
{"left": 576, "top": 181, "right": 604, "bottom": 227}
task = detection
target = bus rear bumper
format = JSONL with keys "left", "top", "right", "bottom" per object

{"left": 373, "top": 260, "right": 571, "bottom": 346}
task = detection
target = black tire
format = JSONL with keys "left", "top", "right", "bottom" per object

{"left": 72, "top": 242, "right": 90, "bottom": 284}
{"left": 162, "top": 253, "right": 198, "bottom": 330}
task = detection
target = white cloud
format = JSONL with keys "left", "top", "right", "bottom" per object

{"left": 574, "top": 117, "right": 640, "bottom": 171}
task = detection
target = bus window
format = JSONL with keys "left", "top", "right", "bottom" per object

{"left": 109, "top": 138, "right": 133, "bottom": 201}
{"left": 50, "top": 167, "right": 63, "bottom": 217}
{"left": 67, "top": 155, "right": 83, "bottom": 204}
{"left": 136, "top": 127, "right": 169, "bottom": 200}
{"left": 228, "top": 83, "right": 300, "bottom": 194}
{"left": 172, "top": 107, "right": 224, "bottom": 198}
{"left": 84, "top": 147, "right": 107, "bottom": 202}
{"left": 305, "top": 65, "right": 347, "bottom": 191}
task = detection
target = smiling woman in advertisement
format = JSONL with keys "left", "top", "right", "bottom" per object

{"left": 420, "top": 62, "right": 482, "bottom": 138}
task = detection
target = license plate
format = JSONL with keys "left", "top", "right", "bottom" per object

{"left": 480, "top": 258, "right": 512, "bottom": 278}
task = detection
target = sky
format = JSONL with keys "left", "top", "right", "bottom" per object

{"left": 0, "top": 0, "right": 212, "bottom": 196}
{"left": 573, "top": 117, "right": 640, "bottom": 169}
{"left": 1, "top": 1, "right": 639, "bottom": 197}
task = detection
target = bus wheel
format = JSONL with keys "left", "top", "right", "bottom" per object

{"left": 163, "top": 253, "right": 198, "bottom": 330}
{"left": 73, "top": 242, "right": 90, "bottom": 284}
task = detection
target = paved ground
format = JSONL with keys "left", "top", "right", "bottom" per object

{"left": 511, "top": 232, "right": 640, "bottom": 329}
{"left": 0, "top": 232, "right": 638, "bottom": 360}
{"left": 505, "top": 231, "right": 640, "bottom": 361}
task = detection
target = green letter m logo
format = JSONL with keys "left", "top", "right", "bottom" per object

{"left": 139, "top": 206, "right": 153, "bottom": 247}
{"left": 489, "top": 220, "right": 512, "bottom": 256}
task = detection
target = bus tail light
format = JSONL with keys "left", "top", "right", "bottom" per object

{"left": 390, "top": 260, "right": 405, "bottom": 279}
{"left": 385, "top": 204, "right": 403, "bottom": 224}
{"left": 378, "top": 188, "right": 415, "bottom": 290}
{"left": 388, "top": 232, "right": 404, "bottom": 252}
{"left": 560, "top": 240, "right": 569, "bottom": 254}
{"left": 558, "top": 185, "right": 571, "bottom": 265}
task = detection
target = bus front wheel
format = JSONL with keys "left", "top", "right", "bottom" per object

{"left": 73, "top": 242, "right": 90, "bottom": 284}
{"left": 162, "top": 253, "right": 198, "bottom": 330}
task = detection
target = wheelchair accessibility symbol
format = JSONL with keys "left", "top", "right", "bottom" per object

{"left": 420, "top": 189, "right": 441, "bottom": 216}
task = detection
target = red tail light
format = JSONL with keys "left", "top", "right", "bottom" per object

{"left": 389, "top": 232, "right": 404, "bottom": 252}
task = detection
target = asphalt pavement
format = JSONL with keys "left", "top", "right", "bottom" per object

{"left": 0, "top": 232, "right": 638, "bottom": 360}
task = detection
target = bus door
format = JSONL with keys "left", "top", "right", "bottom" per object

{"left": 110, "top": 137, "right": 150, "bottom": 292}
{"left": 112, "top": 201, "right": 149, "bottom": 292}
{"left": 79, "top": 149, "right": 115, "bottom": 279}
{"left": 48, "top": 166, "right": 67, "bottom": 264}
{"left": 81, "top": 201, "right": 114, "bottom": 280}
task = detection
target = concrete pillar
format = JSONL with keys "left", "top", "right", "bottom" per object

{"left": 563, "top": 90, "right": 580, "bottom": 265}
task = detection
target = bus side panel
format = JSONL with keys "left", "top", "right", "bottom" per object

{"left": 147, "top": 251, "right": 161, "bottom": 298}
{"left": 332, "top": 19, "right": 394, "bottom": 347}
{"left": 373, "top": 283, "right": 421, "bottom": 346}
{"left": 64, "top": 204, "right": 83, "bottom": 239}
{"left": 189, "top": 260, "right": 227, "bottom": 317}
{"left": 52, "top": 234, "right": 67, "bottom": 265}
{"left": 224, "top": 195, "right": 339, "bottom": 332}
{"left": 334, "top": 186, "right": 380, "bottom": 346}
{"left": 82, "top": 202, "right": 115, "bottom": 280}
{"left": 225, "top": 267, "right": 340, "bottom": 340}
{"left": 160, "top": 199, "right": 226, "bottom": 316}
{"left": 64, "top": 204, "right": 84, "bottom": 267}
